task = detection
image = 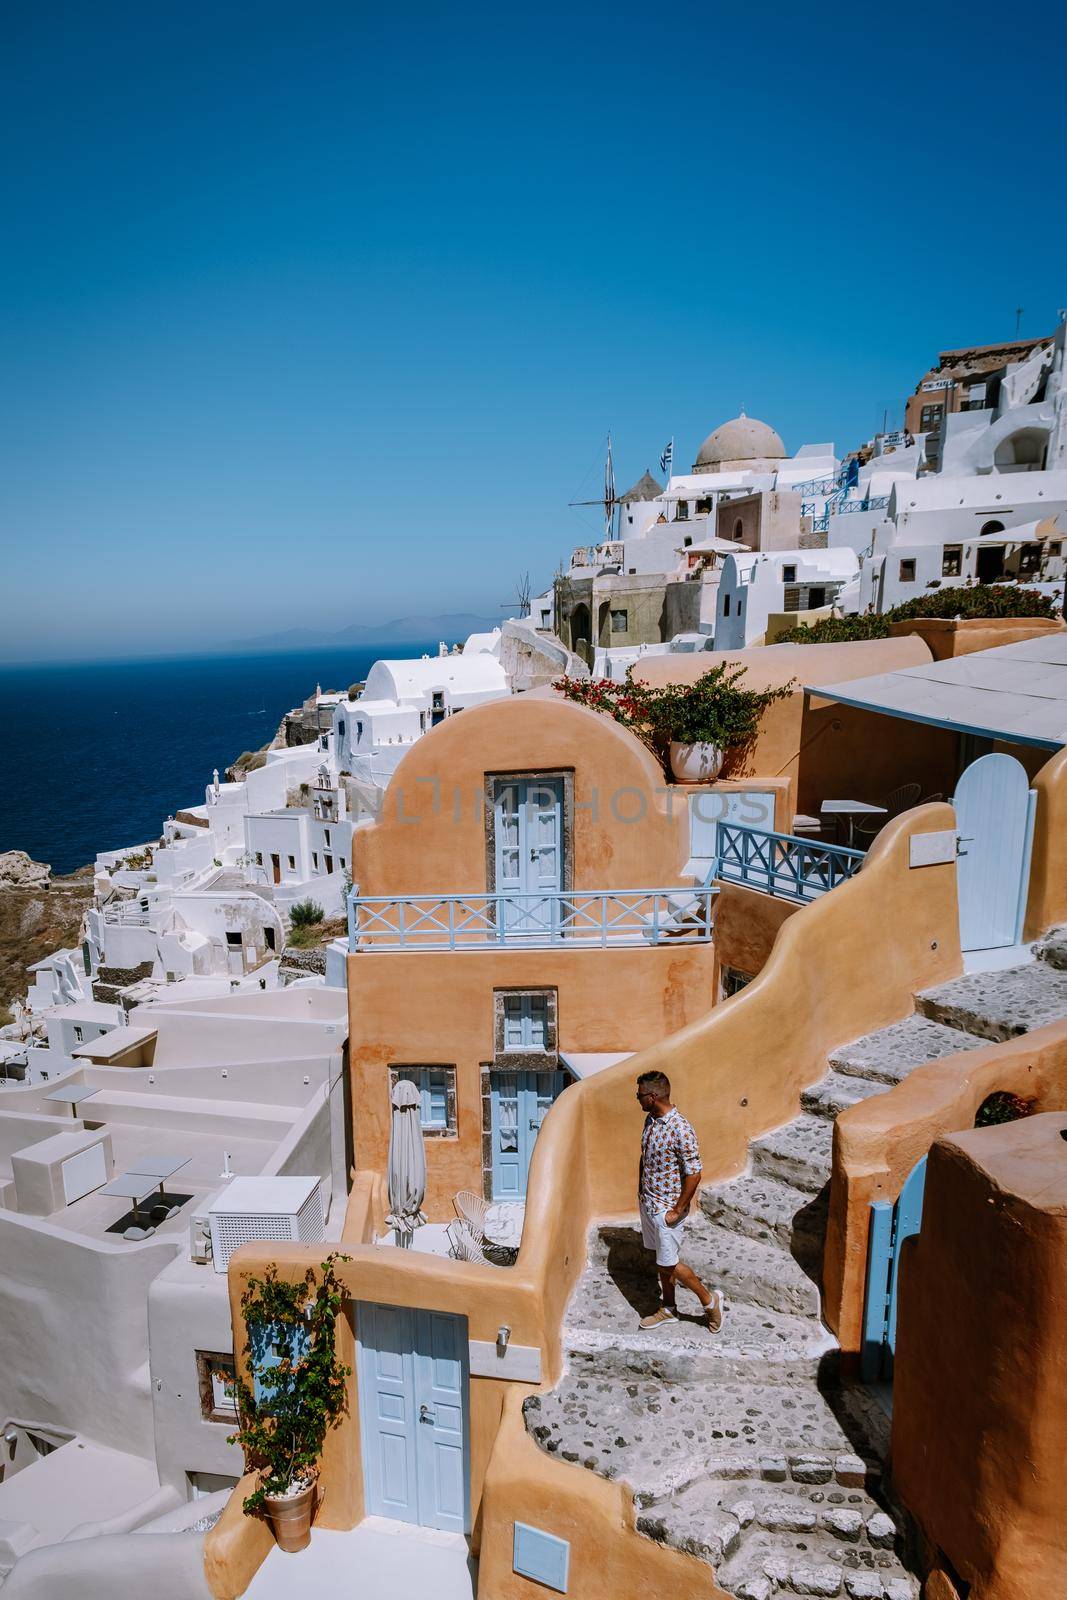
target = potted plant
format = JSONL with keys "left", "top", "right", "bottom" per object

{"left": 229, "top": 1253, "right": 350, "bottom": 1552}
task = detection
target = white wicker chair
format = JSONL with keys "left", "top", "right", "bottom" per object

{"left": 446, "top": 1219, "right": 488, "bottom": 1264}
{"left": 453, "top": 1190, "right": 490, "bottom": 1244}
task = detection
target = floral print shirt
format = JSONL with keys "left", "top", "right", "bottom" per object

{"left": 639, "top": 1106, "right": 702, "bottom": 1209}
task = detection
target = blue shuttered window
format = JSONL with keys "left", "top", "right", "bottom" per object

{"left": 397, "top": 1067, "right": 453, "bottom": 1131}
{"left": 503, "top": 993, "right": 549, "bottom": 1051}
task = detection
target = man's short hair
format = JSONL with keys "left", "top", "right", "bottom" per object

{"left": 637, "top": 1070, "right": 671, "bottom": 1099}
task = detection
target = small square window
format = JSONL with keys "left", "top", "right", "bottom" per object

{"left": 782, "top": 564, "right": 797, "bottom": 584}
{"left": 899, "top": 559, "right": 917, "bottom": 582}
{"left": 392, "top": 1066, "right": 457, "bottom": 1135}
{"left": 609, "top": 608, "right": 628, "bottom": 633}
{"left": 1049, "top": 541, "right": 1062, "bottom": 556}
{"left": 225, "top": 932, "right": 242, "bottom": 948}
{"left": 73, "top": 1025, "right": 83, "bottom": 1043}
{"left": 196, "top": 1352, "right": 238, "bottom": 1423}
{"left": 942, "top": 545, "right": 962, "bottom": 577}
{"left": 255, "top": 851, "right": 263, "bottom": 867}
{"left": 312, "top": 851, "right": 319, "bottom": 870}
{"left": 287, "top": 855, "right": 296, "bottom": 870}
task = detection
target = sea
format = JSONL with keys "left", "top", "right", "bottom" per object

{"left": 0, "top": 647, "right": 438, "bottom": 876}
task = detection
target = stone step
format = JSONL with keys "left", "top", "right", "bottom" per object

{"left": 827, "top": 1014, "right": 986, "bottom": 1086}
{"left": 1036, "top": 926, "right": 1067, "bottom": 970}
{"left": 564, "top": 1296, "right": 837, "bottom": 1386}
{"left": 802, "top": 1073, "right": 888, "bottom": 1121}
{"left": 583, "top": 1216, "right": 822, "bottom": 1320}
{"left": 525, "top": 1378, "right": 888, "bottom": 1507}
{"left": 637, "top": 1477, "right": 918, "bottom": 1597}
{"left": 702, "top": 1170, "right": 828, "bottom": 1257}
{"left": 917, "top": 962, "right": 1067, "bottom": 1042}
{"left": 751, "top": 1115, "right": 834, "bottom": 1193}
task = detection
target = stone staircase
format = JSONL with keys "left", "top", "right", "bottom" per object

{"left": 525, "top": 936, "right": 1067, "bottom": 1599}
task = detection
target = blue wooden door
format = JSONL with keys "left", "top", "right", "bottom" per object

{"left": 414, "top": 1310, "right": 469, "bottom": 1535}
{"left": 493, "top": 779, "right": 564, "bottom": 936}
{"left": 490, "top": 1068, "right": 565, "bottom": 1198}
{"left": 860, "top": 1155, "right": 927, "bottom": 1383}
{"left": 357, "top": 1303, "right": 470, "bottom": 1533}
{"left": 954, "top": 754, "right": 1036, "bottom": 951}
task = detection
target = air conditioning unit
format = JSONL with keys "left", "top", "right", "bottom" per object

{"left": 208, "top": 1177, "right": 325, "bottom": 1273}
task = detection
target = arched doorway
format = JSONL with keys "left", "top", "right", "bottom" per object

{"left": 569, "top": 602, "right": 590, "bottom": 654}
{"left": 975, "top": 523, "right": 1006, "bottom": 581}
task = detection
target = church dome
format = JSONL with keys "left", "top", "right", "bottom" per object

{"left": 694, "top": 412, "right": 786, "bottom": 469}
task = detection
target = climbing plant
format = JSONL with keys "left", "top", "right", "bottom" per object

{"left": 228, "top": 1253, "right": 351, "bottom": 1515}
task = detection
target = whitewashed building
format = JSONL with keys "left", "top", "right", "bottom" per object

{"left": 714, "top": 548, "right": 860, "bottom": 650}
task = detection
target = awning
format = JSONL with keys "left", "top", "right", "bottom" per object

{"left": 559, "top": 1051, "right": 633, "bottom": 1081}
{"left": 806, "top": 633, "right": 1067, "bottom": 749}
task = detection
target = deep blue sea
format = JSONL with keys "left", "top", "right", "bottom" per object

{"left": 0, "top": 647, "right": 437, "bottom": 876}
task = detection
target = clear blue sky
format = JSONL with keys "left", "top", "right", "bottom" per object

{"left": 3, "top": 0, "right": 1065, "bottom": 662}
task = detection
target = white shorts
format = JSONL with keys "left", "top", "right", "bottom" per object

{"left": 640, "top": 1197, "right": 685, "bottom": 1268}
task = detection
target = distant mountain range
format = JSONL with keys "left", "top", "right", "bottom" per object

{"left": 234, "top": 613, "right": 503, "bottom": 652}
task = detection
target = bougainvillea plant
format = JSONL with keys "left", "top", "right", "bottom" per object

{"left": 554, "top": 665, "right": 793, "bottom": 776}
{"left": 228, "top": 1253, "right": 351, "bottom": 1515}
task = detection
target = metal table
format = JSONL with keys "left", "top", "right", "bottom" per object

{"left": 100, "top": 1171, "right": 160, "bottom": 1229}
{"left": 820, "top": 799, "right": 887, "bottom": 848}
{"left": 42, "top": 1084, "right": 100, "bottom": 1120}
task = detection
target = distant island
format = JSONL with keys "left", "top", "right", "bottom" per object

{"left": 233, "top": 613, "right": 504, "bottom": 653}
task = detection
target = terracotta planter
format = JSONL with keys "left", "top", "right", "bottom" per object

{"left": 263, "top": 1478, "right": 317, "bottom": 1553}
{"left": 669, "top": 742, "right": 724, "bottom": 783}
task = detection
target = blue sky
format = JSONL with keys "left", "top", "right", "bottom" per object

{"left": 3, "top": 0, "right": 1065, "bottom": 661}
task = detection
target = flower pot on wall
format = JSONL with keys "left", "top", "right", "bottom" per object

{"left": 263, "top": 1478, "right": 317, "bottom": 1552}
{"left": 669, "top": 742, "right": 724, "bottom": 783}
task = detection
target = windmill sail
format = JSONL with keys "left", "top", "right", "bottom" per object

{"left": 604, "top": 433, "right": 616, "bottom": 541}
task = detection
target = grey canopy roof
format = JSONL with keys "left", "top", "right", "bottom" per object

{"left": 619, "top": 470, "right": 664, "bottom": 502}
{"left": 807, "top": 632, "right": 1067, "bottom": 750}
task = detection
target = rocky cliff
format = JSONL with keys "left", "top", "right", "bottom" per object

{"left": 0, "top": 852, "right": 94, "bottom": 1012}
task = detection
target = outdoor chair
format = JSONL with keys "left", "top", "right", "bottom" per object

{"left": 853, "top": 782, "right": 922, "bottom": 843}
{"left": 446, "top": 1219, "right": 489, "bottom": 1265}
{"left": 453, "top": 1190, "right": 490, "bottom": 1244}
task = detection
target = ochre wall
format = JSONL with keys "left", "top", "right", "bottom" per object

{"left": 823, "top": 1016, "right": 1067, "bottom": 1353}
{"left": 892, "top": 1115, "right": 1067, "bottom": 1600}
{"left": 712, "top": 882, "right": 800, "bottom": 988}
{"left": 889, "top": 614, "right": 1065, "bottom": 661}
{"left": 348, "top": 943, "right": 716, "bottom": 1219}
{"left": 1024, "top": 745, "right": 1067, "bottom": 939}
{"left": 352, "top": 695, "right": 689, "bottom": 900}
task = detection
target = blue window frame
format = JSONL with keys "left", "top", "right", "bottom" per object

{"left": 502, "top": 992, "right": 550, "bottom": 1051}
{"left": 396, "top": 1067, "right": 453, "bottom": 1131}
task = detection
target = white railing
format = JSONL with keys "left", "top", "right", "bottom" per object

{"left": 348, "top": 885, "right": 714, "bottom": 951}
{"left": 101, "top": 901, "right": 152, "bottom": 926}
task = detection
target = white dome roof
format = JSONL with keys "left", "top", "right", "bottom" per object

{"left": 695, "top": 412, "right": 786, "bottom": 467}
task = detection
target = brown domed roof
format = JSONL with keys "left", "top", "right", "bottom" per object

{"left": 694, "top": 412, "right": 786, "bottom": 468}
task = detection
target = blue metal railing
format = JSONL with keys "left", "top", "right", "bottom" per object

{"left": 714, "top": 822, "right": 864, "bottom": 902}
{"left": 835, "top": 495, "right": 890, "bottom": 516}
{"left": 347, "top": 885, "right": 715, "bottom": 952}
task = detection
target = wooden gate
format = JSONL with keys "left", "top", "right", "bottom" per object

{"left": 860, "top": 1155, "right": 927, "bottom": 1383}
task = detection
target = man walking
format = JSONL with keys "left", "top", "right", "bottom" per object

{"left": 635, "top": 1069, "right": 723, "bottom": 1332}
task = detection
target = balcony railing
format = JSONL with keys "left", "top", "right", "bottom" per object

{"left": 715, "top": 822, "right": 864, "bottom": 902}
{"left": 347, "top": 885, "right": 714, "bottom": 951}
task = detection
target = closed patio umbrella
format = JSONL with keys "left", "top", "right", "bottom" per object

{"left": 386, "top": 1079, "right": 426, "bottom": 1249}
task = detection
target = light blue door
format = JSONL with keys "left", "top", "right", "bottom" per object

{"left": 490, "top": 1069, "right": 565, "bottom": 1199}
{"left": 493, "top": 779, "right": 564, "bottom": 936}
{"left": 357, "top": 1303, "right": 470, "bottom": 1533}
{"left": 954, "top": 754, "right": 1036, "bottom": 952}
{"left": 860, "top": 1155, "right": 927, "bottom": 1383}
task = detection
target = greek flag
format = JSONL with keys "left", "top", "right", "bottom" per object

{"left": 659, "top": 438, "right": 673, "bottom": 475}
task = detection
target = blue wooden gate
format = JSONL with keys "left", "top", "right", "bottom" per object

{"left": 860, "top": 1155, "right": 927, "bottom": 1383}
{"left": 357, "top": 1302, "right": 470, "bottom": 1534}
{"left": 954, "top": 753, "right": 1036, "bottom": 952}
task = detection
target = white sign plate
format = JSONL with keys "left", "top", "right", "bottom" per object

{"left": 909, "top": 830, "right": 957, "bottom": 868}
{"left": 469, "top": 1339, "right": 542, "bottom": 1383}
